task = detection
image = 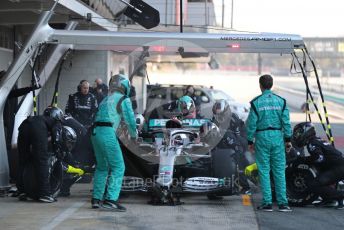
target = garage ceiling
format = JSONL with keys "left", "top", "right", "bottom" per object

{"left": 0, "top": 0, "right": 125, "bottom": 27}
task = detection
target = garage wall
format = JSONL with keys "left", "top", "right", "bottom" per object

{"left": 108, "top": 51, "right": 129, "bottom": 82}
{"left": 0, "top": 47, "right": 31, "bottom": 94}
{"left": 3, "top": 48, "right": 138, "bottom": 116}
{"left": 132, "top": 76, "right": 146, "bottom": 114}
{"left": 38, "top": 50, "right": 108, "bottom": 113}
{"left": 108, "top": 51, "right": 147, "bottom": 114}
{"left": 0, "top": 48, "right": 12, "bottom": 72}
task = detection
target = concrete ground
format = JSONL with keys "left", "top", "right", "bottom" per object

{"left": 0, "top": 183, "right": 258, "bottom": 230}
{"left": 1, "top": 183, "right": 344, "bottom": 230}
{"left": 252, "top": 193, "right": 344, "bottom": 230}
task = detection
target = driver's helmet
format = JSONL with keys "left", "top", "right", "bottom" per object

{"left": 199, "top": 121, "right": 220, "bottom": 145}
{"left": 177, "top": 95, "right": 196, "bottom": 118}
{"left": 109, "top": 74, "right": 131, "bottom": 96}
{"left": 292, "top": 122, "right": 316, "bottom": 148}
{"left": 135, "top": 114, "right": 145, "bottom": 131}
{"left": 62, "top": 126, "right": 77, "bottom": 152}
{"left": 212, "top": 99, "right": 231, "bottom": 126}
{"left": 43, "top": 106, "right": 64, "bottom": 121}
{"left": 172, "top": 134, "right": 185, "bottom": 146}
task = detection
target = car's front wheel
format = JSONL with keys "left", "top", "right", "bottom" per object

{"left": 210, "top": 148, "right": 237, "bottom": 196}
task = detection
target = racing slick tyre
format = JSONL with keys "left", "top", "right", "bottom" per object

{"left": 210, "top": 148, "right": 237, "bottom": 196}
{"left": 23, "top": 156, "right": 63, "bottom": 200}
{"left": 286, "top": 162, "right": 318, "bottom": 206}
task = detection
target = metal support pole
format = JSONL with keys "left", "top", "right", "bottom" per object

{"left": 205, "top": 0, "right": 208, "bottom": 25}
{"left": 12, "top": 21, "right": 78, "bottom": 149}
{"left": 258, "top": 53, "right": 262, "bottom": 75}
{"left": 180, "top": 0, "right": 183, "bottom": 33}
{"left": 231, "top": 0, "right": 234, "bottom": 29}
{"left": 0, "top": 12, "right": 53, "bottom": 189}
{"left": 165, "top": 0, "right": 168, "bottom": 27}
{"left": 222, "top": 0, "right": 225, "bottom": 28}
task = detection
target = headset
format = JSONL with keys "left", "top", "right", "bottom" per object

{"left": 77, "top": 80, "right": 88, "bottom": 92}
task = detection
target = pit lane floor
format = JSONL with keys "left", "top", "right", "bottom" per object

{"left": 2, "top": 184, "right": 344, "bottom": 230}
{"left": 0, "top": 183, "right": 258, "bottom": 230}
{"left": 252, "top": 193, "right": 344, "bottom": 230}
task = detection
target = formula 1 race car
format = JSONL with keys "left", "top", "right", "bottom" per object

{"left": 20, "top": 113, "right": 242, "bottom": 204}
{"left": 119, "top": 117, "right": 242, "bottom": 205}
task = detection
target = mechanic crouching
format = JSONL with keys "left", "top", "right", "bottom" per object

{"left": 16, "top": 107, "right": 75, "bottom": 203}
{"left": 215, "top": 100, "right": 251, "bottom": 195}
{"left": 293, "top": 122, "right": 344, "bottom": 209}
{"left": 206, "top": 100, "right": 251, "bottom": 199}
{"left": 58, "top": 114, "right": 95, "bottom": 197}
{"left": 91, "top": 74, "right": 137, "bottom": 211}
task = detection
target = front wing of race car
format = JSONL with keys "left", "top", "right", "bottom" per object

{"left": 121, "top": 175, "right": 236, "bottom": 195}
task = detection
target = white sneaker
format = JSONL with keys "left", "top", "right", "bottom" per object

{"left": 38, "top": 195, "right": 55, "bottom": 203}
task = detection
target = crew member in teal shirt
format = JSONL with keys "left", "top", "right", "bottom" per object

{"left": 246, "top": 74, "right": 292, "bottom": 212}
{"left": 91, "top": 74, "right": 137, "bottom": 211}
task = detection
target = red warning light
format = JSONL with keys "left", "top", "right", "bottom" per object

{"left": 150, "top": 46, "right": 166, "bottom": 52}
{"left": 229, "top": 44, "right": 240, "bottom": 49}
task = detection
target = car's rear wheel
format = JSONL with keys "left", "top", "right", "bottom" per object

{"left": 286, "top": 163, "right": 318, "bottom": 206}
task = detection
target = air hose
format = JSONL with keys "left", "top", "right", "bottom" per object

{"left": 31, "top": 51, "right": 40, "bottom": 116}
{"left": 51, "top": 49, "right": 71, "bottom": 107}
{"left": 290, "top": 54, "right": 312, "bottom": 122}
{"left": 51, "top": 59, "right": 64, "bottom": 107}
{"left": 292, "top": 51, "right": 334, "bottom": 145}
{"left": 301, "top": 50, "right": 312, "bottom": 123}
{"left": 304, "top": 47, "right": 335, "bottom": 146}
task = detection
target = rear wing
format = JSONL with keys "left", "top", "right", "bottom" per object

{"left": 149, "top": 118, "right": 211, "bottom": 131}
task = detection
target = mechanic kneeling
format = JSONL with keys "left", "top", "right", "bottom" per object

{"left": 206, "top": 99, "right": 251, "bottom": 199}
{"left": 293, "top": 122, "right": 344, "bottom": 209}
{"left": 16, "top": 107, "right": 76, "bottom": 203}
{"left": 58, "top": 114, "right": 95, "bottom": 197}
